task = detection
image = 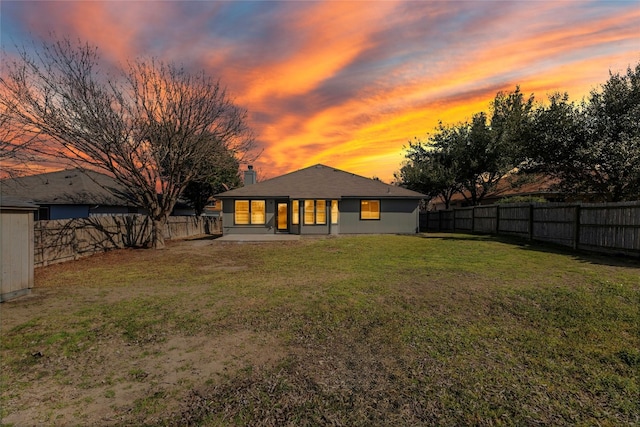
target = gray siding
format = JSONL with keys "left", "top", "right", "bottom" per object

{"left": 339, "top": 199, "right": 419, "bottom": 234}
{"left": 299, "top": 201, "right": 331, "bottom": 234}
{"left": 222, "top": 198, "right": 277, "bottom": 235}
{"left": 222, "top": 197, "right": 420, "bottom": 235}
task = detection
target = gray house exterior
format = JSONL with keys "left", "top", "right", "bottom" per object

{"left": 215, "top": 164, "right": 426, "bottom": 236}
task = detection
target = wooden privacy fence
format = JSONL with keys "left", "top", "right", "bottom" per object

{"left": 421, "top": 201, "right": 640, "bottom": 257}
{"left": 34, "top": 215, "right": 221, "bottom": 267}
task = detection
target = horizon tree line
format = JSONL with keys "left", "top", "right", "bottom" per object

{"left": 396, "top": 60, "right": 640, "bottom": 208}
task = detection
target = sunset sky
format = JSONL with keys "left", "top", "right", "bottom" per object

{"left": 2, "top": 1, "right": 639, "bottom": 182}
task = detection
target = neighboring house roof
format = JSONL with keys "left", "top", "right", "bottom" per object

{"left": 483, "top": 174, "right": 561, "bottom": 200}
{"left": 433, "top": 174, "right": 562, "bottom": 209}
{"left": 0, "top": 169, "right": 132, "bottom": 206}
{"left": 0, "top": 196, "right": 38, "bottom": 210}
{"left": 215, "top": 164, "right": 426, "bottom": 199}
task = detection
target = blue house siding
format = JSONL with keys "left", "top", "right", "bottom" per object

{"left": 50, "top": 205, "right": 90, "bottom": 220}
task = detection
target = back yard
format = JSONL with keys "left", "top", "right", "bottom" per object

{"left": 1, "top": 234, "right": 639, "bottom": 426}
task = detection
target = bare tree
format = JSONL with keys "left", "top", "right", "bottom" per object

{"left": 0, "top": 39, "right": 255, "bottom": 247}
{"left": 0, "top": 107, "right": 44, "bottom": 177}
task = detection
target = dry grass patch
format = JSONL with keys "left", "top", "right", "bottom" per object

{"left": 1, "top": 234, "right": 639, "bottom": 426}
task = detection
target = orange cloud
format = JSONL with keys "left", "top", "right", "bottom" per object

{"left": 242, "top": 2, "right": 640, "bottom": 181}
{"left": 3, "top": 1, "right": 639, "bottom": 183}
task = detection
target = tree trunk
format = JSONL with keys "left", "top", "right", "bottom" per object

{"left": 150, "top": 217, "right": 166, "bottom": 249}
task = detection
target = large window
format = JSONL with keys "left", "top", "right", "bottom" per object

{"left": 331, "top": 200, "right": 339, "bottom": 224}
{"left": 303, "top": 199, "right": 327, "bottom": 225}
{"left": 360, "top": 200, "right": 380, "bottom": 220}
{"left": 235, "top": 200, "right": 265, "bottom": 225}
{"left": 292, "top": 200, "right": 299, "bottom": 225}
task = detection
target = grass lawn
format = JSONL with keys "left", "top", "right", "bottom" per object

{"left": 1, "top": 234, "right": 639, "bottom": 426}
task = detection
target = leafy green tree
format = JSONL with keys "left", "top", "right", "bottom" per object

{"left": 395, "top": 138, "right": 460, "bottom": 209}
{"left": 523, "top": 93, "right": 586, "bottom": 193}
{"left": 182, "top": 144, "right": 241, "bottom": 215}
{"left": 525, "top": 62, "right": 640, "bottom": 202}
{"left": 398, "top": 88, "right": 535, "bottom": 208}
{"left": 448, "top": 112, "right": 505, "bottom": 206}
{"left": 580, "top": 63, "right": 640, "bottom": 201}
{"left": 490, "top": 86, "right": 535, "bottom": 169}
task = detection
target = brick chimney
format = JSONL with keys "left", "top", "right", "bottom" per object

{"left": 243, "top": 165, "right": 256, "bottom": 186}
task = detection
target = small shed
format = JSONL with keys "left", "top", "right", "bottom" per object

{"left": 1, "top": 197, "right": 37, "bottom": 302}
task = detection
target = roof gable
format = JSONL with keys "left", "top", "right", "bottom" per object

{"left": 215, "top": 164, "right": 426, "bottom": 199}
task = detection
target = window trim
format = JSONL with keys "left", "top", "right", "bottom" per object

{"left": 360, "top": 199, "right": 381, "bottom": 220}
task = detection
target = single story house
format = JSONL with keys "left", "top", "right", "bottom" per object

{"left": 215, "top": 164, "right": 426, "bottom": 235}
{"left": 0, "top": 169, "right": 140, "bottom": 220}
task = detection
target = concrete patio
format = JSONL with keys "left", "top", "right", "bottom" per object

{"left": 215, "top": 234, "right": 301, "bottom": 242}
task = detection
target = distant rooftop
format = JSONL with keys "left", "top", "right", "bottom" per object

{"left": 0, "top": 169, "right": 132, "bottom": 206}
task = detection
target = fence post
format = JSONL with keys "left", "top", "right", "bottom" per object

{"left": 573, "top": 204, "right": 581, "bottom": 250}
{"left": 471, "top": 207, "right": 476, "bottom": 233}
{"left": 438, "top": 210, "right": 442, "bottom": 232}
{"left": 528, "top": 204, "right": 534, "bottom": 241}
{"left": 495, "top": 205, "right": 500, "bottom": 235}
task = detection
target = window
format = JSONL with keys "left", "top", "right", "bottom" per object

{"left": 304, "top": 200, "right": 315, "bottom": 224}
{"left": 316, "top": 200, "right": 326, "bottom": 224}
{"left": 251, "top": 200, "right": 265, "bottom": 224}
{"left": 235, "top": 200, "right": 265, "bottom": 225}
{"left": 36, "top": 207, "right": 50, "bottom": 221}
{"left": 303, "top": 199, "right": 328, "bottom": 225}
{"left": 360, "top": 200, "right": 380, "bottom": 220}
{"left": 235, "top": 200, "right": 249, "bottom": 224}
{"left": 292, "top": 200, "right": 299, "bottom": 225}
{"left": 331, "top": 200, "right": 339, "bottom": 224}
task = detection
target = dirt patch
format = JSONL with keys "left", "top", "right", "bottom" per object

{"left": 1, "top": 241, "right": 284, "bottom": 426}
{"left": 2, "top": 328, "right": 283, "bottom": 426}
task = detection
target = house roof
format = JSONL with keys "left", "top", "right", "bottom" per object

{"left": 0, "top": 196, "right": 38, "bottom": 210}
{"left": 435, "top": 173, "right": 561, "bottom": 207}
{"left": 482, "top": 174, "right": 561, "bottom": 200}
{"left": 215, "top": 164, "right": 426, "bottom": 199}
{"left": 0, "top": 169, "right": 132, "bottom": 206}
